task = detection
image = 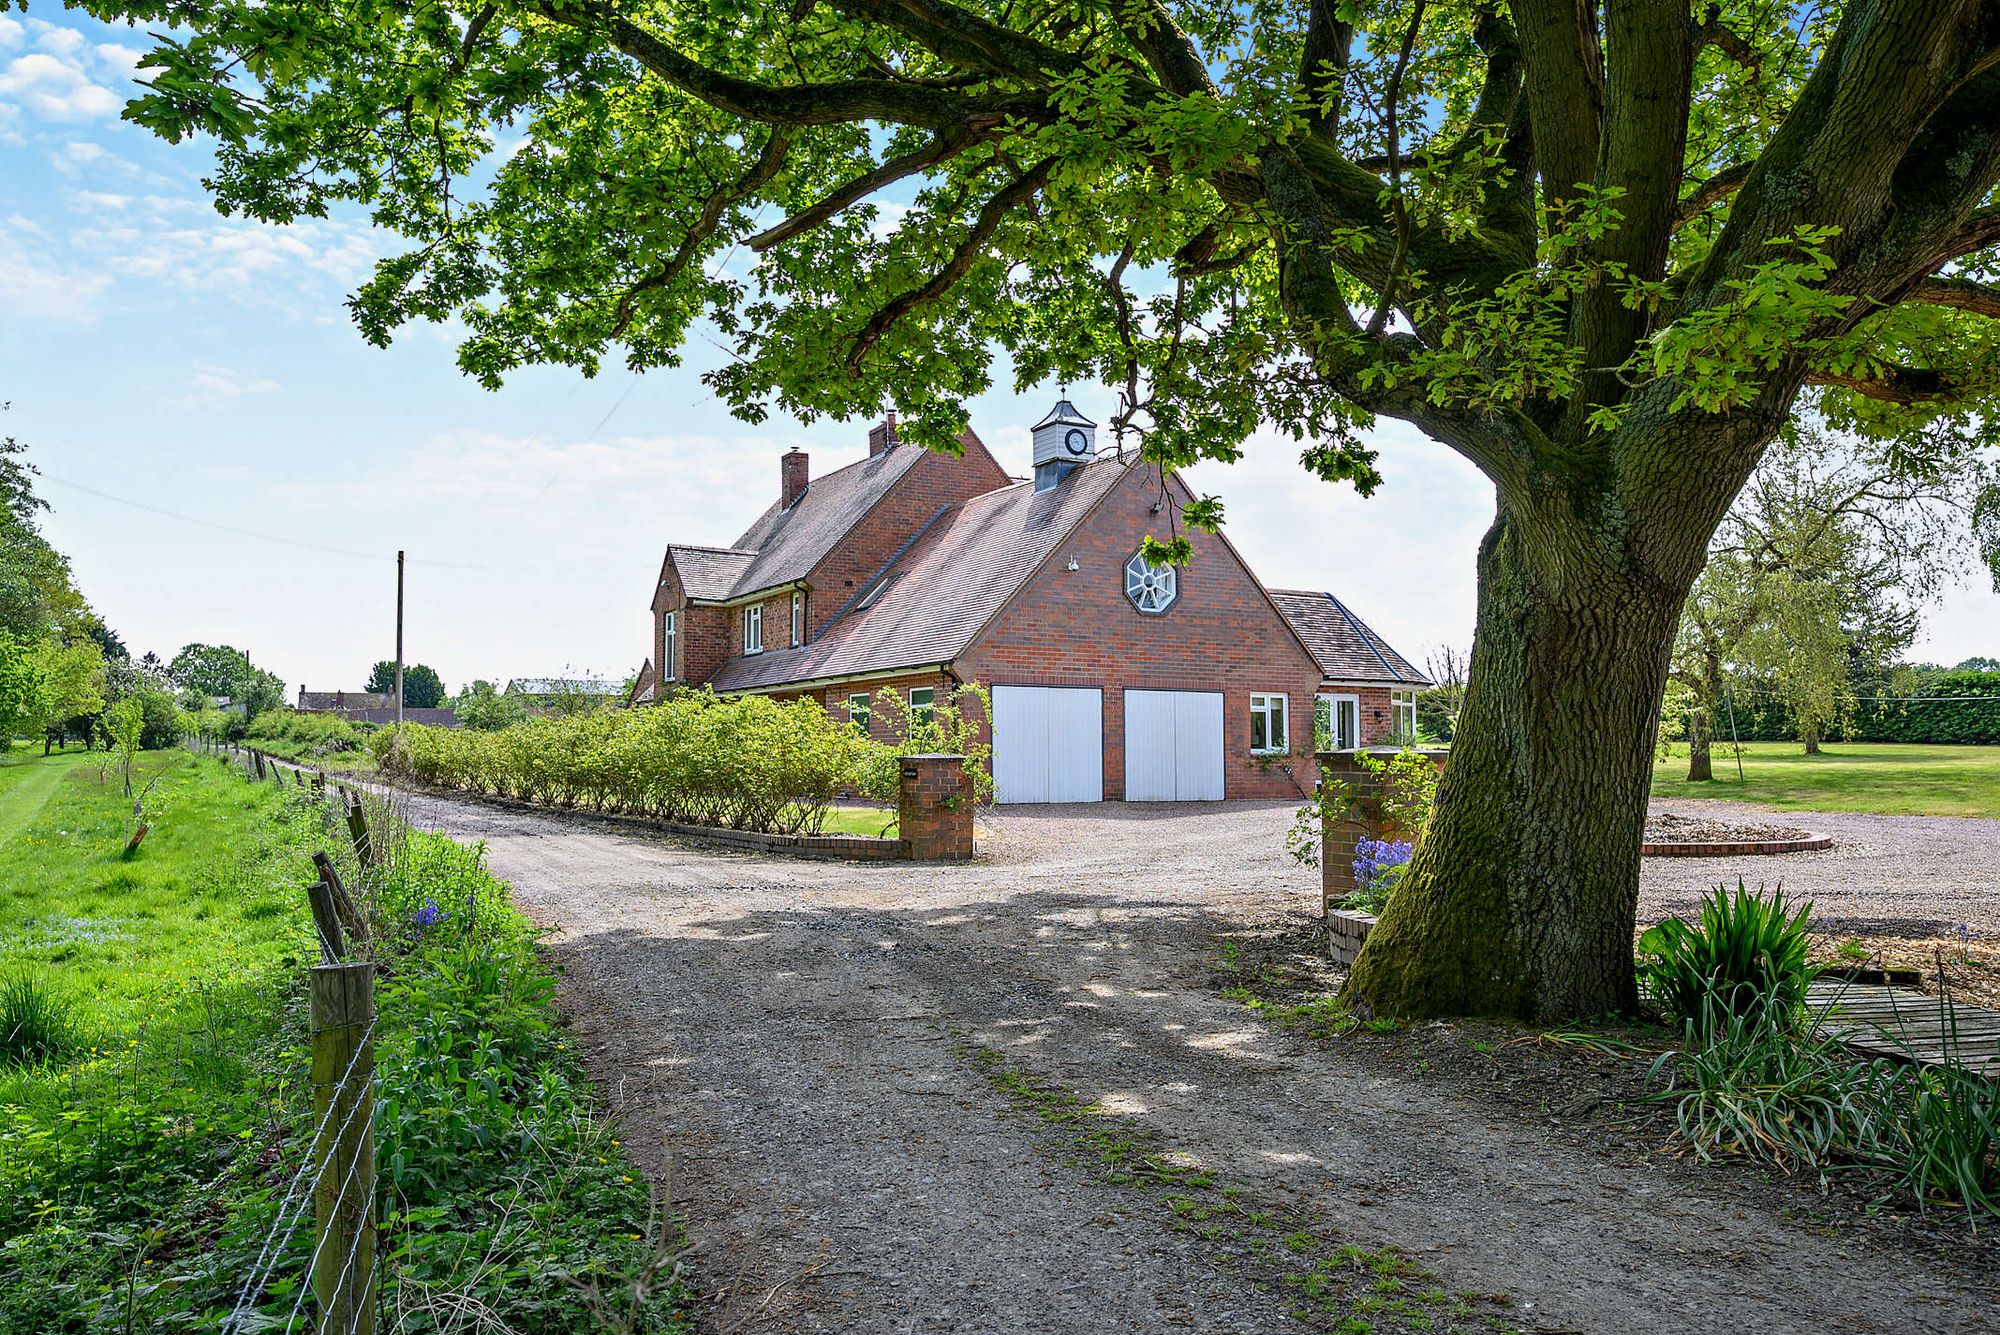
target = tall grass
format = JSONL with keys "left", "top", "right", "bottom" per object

{"left": 0, "top": 974, "right": 83, "bottom": 1066}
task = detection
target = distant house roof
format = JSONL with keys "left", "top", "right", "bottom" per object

{"left": 505, "top": 677, "right": 623, "bottom": 697}
{"left": 339, "top": 707, "right": 461, "bottom": 728}
{"left": 1268, "top": 590, "right": 1431, "bottom": 687}
{"left": 298, "top": 689, "right": 394, "bottom": 712}
{"left": 709, "top": 458, "right": 1127, "bottom": 693}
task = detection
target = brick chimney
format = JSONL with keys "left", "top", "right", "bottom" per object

{"left": 781, "top": 448, "right": 810, "bottom": 508}
{"left": 867, "top": 409, "right": 898, "bottom": 457}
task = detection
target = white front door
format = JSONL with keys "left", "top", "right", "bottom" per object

{"left": 1317, "top": 693, "right": 1361, "bottom": 750}
{"left": 1123, "top": 689, "right": 1225, "bottom": 801}
{"left": 992, "top": 686, "right": 1103, "bottom": 804}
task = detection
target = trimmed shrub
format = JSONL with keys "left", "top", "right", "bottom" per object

{"left": 374, "top": 688, "right": 903, "bottom": 835}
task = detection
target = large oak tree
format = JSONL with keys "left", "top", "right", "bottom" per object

{"left": 96, "top": 0, "right": 2000, "bottom": 1018}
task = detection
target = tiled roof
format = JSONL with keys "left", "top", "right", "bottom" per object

{"left": 666, "top": 545, "right": 757, "bottom": 601}
{"left": 299, "top": 690, "right": 393, "bottom": 712}
{"left": 1268, "top": 590, "right": 1431, "bottom": 687}
{"left": 708, "top": 459, "right": 1127, "bottom": 692}
{"left": 725, "top": 443, "right": 928, "bottom": 597}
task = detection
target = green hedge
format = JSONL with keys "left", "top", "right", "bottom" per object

{"left": 374, "top": 689, "right": 901, "bottom": 834}
{"left": 245, "top": 708, "right": 368, "bottom": 758}
{"left": 1719, "top": 671, "right": 2000, "bottom": 745}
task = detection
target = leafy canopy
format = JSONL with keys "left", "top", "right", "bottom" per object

{"left": 92, "top": 0, "right": 2000, "bottom": 563}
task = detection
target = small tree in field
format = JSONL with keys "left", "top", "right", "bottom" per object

{"left": 102, "top": 0, "right": 2000, "bottom": 1019}
{"left": 105, "top": 696, "right": 143, "bottom": 798}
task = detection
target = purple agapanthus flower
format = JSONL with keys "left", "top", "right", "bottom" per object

{"left": 1353, "top": 839, "right": 1414, "bottom": 892}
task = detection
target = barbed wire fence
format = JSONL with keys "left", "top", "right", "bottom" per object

{"left": 190, "top": 732, "right": 397, "bottom": 1335}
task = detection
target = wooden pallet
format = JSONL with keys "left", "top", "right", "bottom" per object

{"left": 1806, "top": 980, "right": 2000, "bottom": 1077}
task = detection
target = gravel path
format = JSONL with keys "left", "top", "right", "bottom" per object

{"left": 388, "top": 790, "right": 2000, "bottom": 1334}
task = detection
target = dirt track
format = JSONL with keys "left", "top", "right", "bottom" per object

{"left": 389, "top": 790, "right": 2000, "bottom": 1334}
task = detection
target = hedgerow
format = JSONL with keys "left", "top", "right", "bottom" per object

{"left": 371, "top": 687, "right": 988, "bottom": 835}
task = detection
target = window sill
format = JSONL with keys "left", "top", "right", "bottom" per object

{"left": 1250, "top": 747, "right": 1289, "bottom": 757}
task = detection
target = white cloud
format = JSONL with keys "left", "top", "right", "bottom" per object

{"left": 0, "top": 50, "right": 120, "bottom": 120}
{"left": 94, "top": 43, "right": 142, "bottom": 75}
{"left": 0, "top": 17, "right": 23, "bottom": 48}
{"left": 0, "top": 231, "right": 110, "bottom": 323}
{"left": 73, "top": 189, "right": 131, "bottom": 211}
{"left": 169, "top": 362, "right": 282, "bottom": 412}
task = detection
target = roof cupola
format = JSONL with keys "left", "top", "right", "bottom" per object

{"left": 1031, "top": 396, "right": 1095, "bottom": 491}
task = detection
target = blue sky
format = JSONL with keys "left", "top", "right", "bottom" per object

{"left": 2, "top": 9, "right": 1991, "bottom": 698}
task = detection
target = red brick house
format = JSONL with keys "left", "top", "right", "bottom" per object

{"left": 632, "top": 401, "right": 1429, "bottom": 802}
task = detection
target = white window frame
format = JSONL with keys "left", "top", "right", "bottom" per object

{"left": 1249, "top": 693, "right": 1289, "bottom": 755}
{"left": 1317, "top": 693, "right": 1361, "bottom": 750}
{"left": 744, "top": 604, "right": 763, "bottom": 654}
{"left": 909, "top": 685, "right": 935, "bottom": 731}
{"left": 847, "top": 692, "right": 871, "bottom": 733}
{"left": 662, "top": 610, "right": 678, "bottom": 682}
{"left": 791, "top": 590, "right": 804, "bottom": 647}
{"left": 1392, "top": 689, "right": 1418, "bottom": 744}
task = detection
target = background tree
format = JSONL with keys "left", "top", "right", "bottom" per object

{"left": 168, "top": 644, "right": 253, "bottom": 700}
{"left": 453, "top": 679, "right": 529, "bottom": 731}
{"left": 0, "top": 631, "right": 47, "bottom": 741}
{"left": 101, "top": 0, "right": 2000, "bottom": 1020}
{"left": 1415, "top": 646, "right": 1468, "bottom": 743}
{"left": 1672, "top": 421, "right": 1998, "bottom": 776}
{"left": 367, "top": 660, "right": 446, "bottom": 708}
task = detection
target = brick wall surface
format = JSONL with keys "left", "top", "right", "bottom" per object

{"left": 956, "top": 464, "right": 1325, "bottom": 801}
{"left": 897, "top": 753, "right": 974, "bottom": 860}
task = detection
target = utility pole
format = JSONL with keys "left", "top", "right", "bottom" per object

{"left": 395, "top": 550, "right": 405, "bottom": 728}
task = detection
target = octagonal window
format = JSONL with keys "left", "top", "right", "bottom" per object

{"left": 1124, "top": 550, "right": 1178, "bottom": 615}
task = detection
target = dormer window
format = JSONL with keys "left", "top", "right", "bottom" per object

{"left": 744, "top": 604, "right": 763, "bottom": 654}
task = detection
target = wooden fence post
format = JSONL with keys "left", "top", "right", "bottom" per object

{"left": 346, "top": 797, "right": 373, "bottom": 872}
{"left": 311, "top": 851, "right": 371, "bottom": 950}
{"left": 310, "top": 961, "right": 376, "bottom": 1335}
{"left": 252, "top": 751, "right": 267, "bottom": 781}
{"left": 306, "top": 874, "right": 348, "bottom": 965}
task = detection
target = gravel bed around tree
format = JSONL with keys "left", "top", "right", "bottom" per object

{"left": 371, "top": 785, "right": 2000, "bottom": 1334}
{"left": 1643, "top": 810, "right": 1817, "bottom": 844}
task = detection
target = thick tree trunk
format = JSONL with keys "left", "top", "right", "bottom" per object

{"left": 1801, "top": 728, "right": 1821, "bottom": 756}
{"left": 1343, "top": 508, "right": 1688, "bottom": 1023}
{"left": 1686, "top": 705, "right": 1712, "bottom": 781}
{"left": 1686, "top": 650, "right": 1721, "bottom": 781}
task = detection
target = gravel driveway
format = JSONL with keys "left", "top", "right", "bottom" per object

{"left": 388, "top": 789, "right": 2000, "bottom": 1334}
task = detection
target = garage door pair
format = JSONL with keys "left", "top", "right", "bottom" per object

{"left": 992, "top": 685, "right": 1224, "bottom": 804}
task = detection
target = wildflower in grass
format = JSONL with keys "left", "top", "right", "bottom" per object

{"left": 411, "top": 898, "right": 444, "bottom": 933}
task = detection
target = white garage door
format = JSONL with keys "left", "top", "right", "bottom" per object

{"left": 992, "top": 686, "right": 1103, "bottom": 804}
{"left": 1124, "top": 690, "right": 1225, "bottom": 802}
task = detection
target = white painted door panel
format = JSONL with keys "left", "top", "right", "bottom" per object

{"left": 994, "top": 686, "right": 1102, "bottom": 804}
{"left": 1123, "top": 691, "right": 1178, "bottom": 801}
{"left": 1175, "top": 691, "right": 1225, "bottom": 800}
{"left": 1124, "top": 689, "right": 1224, "bottom": 801}
{"left": 1047, "top": 688, "right": 1104, "bottom": 803}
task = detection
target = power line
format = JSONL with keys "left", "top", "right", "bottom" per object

{"left": 40, "top": 472, "right": 505, "bottom": 572}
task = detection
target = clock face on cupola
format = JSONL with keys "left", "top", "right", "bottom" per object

{"left": 1030, "top": 396, "right": 1097, "bottom": 491}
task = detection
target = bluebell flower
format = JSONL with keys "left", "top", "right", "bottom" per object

{"left": 413, "top": 898, "right": 444, "bottom": 931}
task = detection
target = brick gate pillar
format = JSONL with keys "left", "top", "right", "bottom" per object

{"left": 898, "top": 754, "right": 973, "bottom": 861}
{"left": 1317, "top": 750, "right": 1386, "bottom": 914}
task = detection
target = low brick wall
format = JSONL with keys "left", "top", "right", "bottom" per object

{"left": 654, "top": 821, "right": 909, "bottom": 860}
{"left": 1327, "top": 909, "right": 1376, "bottom": 968}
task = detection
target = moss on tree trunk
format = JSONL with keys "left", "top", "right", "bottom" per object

{"left": 1342, "top": 507, "right": 1687, "bottom": 1023}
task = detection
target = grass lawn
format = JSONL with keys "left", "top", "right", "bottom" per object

{"left": 819, "top": 803, "right": 899, "bottom": 838}
{"left": 1650, "top": 741, "right": 2000, "bottom": 818}
{"left": 0, "top": 744, "right": 687, "bottom": 1332}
